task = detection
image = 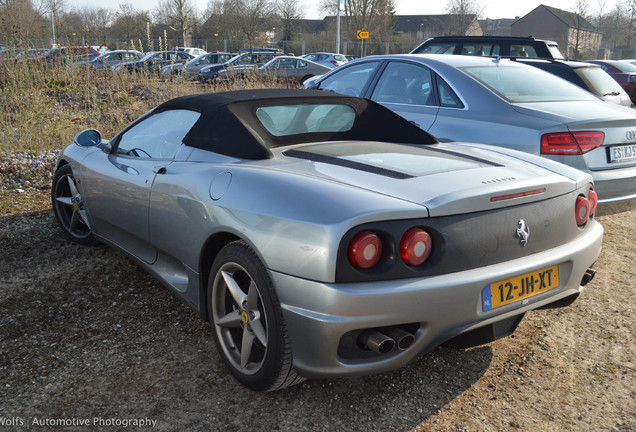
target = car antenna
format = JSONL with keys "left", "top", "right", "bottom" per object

{"left": 493, "top": 56, "right": 501, "bottom": 66}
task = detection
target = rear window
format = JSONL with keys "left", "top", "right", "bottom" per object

{"left": 415, "top": 42, "right": 456, "bottom": 55}
{"left": 576, "top": 67, "right": 626, "bottom": 96}
{"left": 547, "top": 44, "right": 564, "bottom": 59}
{"left": 463, "top": 65, "right": 599, "bottom": 103}
{"left": 460, "top": 44, "right": 500, "bottom": 56}
{"left": 510, "top": 45, "right": 538, "bottom": 58}
{"left": 256, "top": 104, "right": 356, "bottom": 136}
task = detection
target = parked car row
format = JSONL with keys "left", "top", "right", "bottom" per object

{"left": 87, "top": 50, "right": 144, "bottom": 71}
{"left": 161, "top": 52, "right": 235, "bottom": 79}
{"left": 301, "top": 52, "right": 348, "bottom": 68}
{"left": 197, "top": 52, "right": 282, "bottom": 82}
{"left": 77, "top": 47, "right": 349, "bottom": 84}
{"left": 195, "top": 52, "right": 340, "bottom": 84}
{"left": 214, "top": 55, "right": 332, "bottom": 84}
{"left": 111, "top": 50, "right": 194, "bottom": 74}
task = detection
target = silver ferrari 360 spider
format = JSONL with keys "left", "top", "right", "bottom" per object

{"left": 52, "top": 89, "right": 603, "bottom": 391}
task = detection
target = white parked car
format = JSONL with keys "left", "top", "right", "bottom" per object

{"left": 171, "top": 47, "right": 207, "bottom": 57}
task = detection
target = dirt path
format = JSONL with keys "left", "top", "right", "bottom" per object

{"left": 0, "top": 191, "right": 634, "bottom": 431}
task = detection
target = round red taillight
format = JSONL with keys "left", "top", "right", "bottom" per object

{"left": 588, "top": 189, "right": 598, "bottom": 215}
{"left": 400, "top": 228, "right": 432, "bottom": 266}
{"left": 348, "top": 231, "right": 383, "bottom": 269}
{"left": 575, "top": 195, "right": 591, "bottom": 226}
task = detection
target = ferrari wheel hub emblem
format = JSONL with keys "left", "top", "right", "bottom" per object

{"left": 515, "top": 219, "right": 530, "bottom": 247}
{"left": 241, "top": 311, "right": 249, "bottom": 324}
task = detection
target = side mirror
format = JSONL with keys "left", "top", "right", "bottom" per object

{"left": 195, "top": 61, "right": 200, "bottom": 66}
{"left": 74, "top": 129, "right": 102, "bottom": 147}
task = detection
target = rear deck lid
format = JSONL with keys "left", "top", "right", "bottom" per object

{"left": 513, "top": 101, "right": 636, "bottom": 170}
{"left": 278, "top": 141, "right": 582, "bottom": 217}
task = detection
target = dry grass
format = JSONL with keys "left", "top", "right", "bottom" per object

{"left": 0, "top": 57, "right": 290, "bottom": 153}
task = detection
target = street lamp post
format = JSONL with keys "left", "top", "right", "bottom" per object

{"left": 51, "top": 13, "right": 56, "bottom": 47}
{"left": 336, "top": 1, "right": 341, "bottom": 53}
{"left": 336, "top": 0, "right": 344, "bottom": 53}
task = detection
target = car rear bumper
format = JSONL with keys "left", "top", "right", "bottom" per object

{"left": 590, "top": 165, "right": 636, "bottom": 214}
{"left": 271, "top": 220, "right": 603, "bottom": 378}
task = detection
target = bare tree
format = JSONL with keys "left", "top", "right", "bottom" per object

{"left": 626, "top": 0, "right": 636, "bottom": 50}
{"left": 110, "top": 3, "right": 152, "bottom": 45}
{"left": 445, "top": 0, "right": 483, "bottom": 35}
{"left": 276, "top": 0, "right": 305, "bottom": 41}
{"left": 0, "top": 0, "right": 48, "bottom": 44}
{"left": 570, "top": 0, "right": 593, "bottom": 59}
{"left": 155, "top": 0, "right": 197, "bottom": 46}
{"left": 235, "top": 0, "right": 276, "bottom": 42}
{"left": 319, "top": 0, "right": 396, "bottom": 46}
{"left": 79, "top": 7, "right": 114, "bottom": 40}
{"left": 599, "top": 3, "right": 632, "bottom": 49}
{"left": 36, "top": 0, "right": 66, "bottom": 45}
{"left": 344, "top": 0, "right": 396, "bottom": 42}
{"left": 201, "top": 0, "right": 241, "bottom": 40}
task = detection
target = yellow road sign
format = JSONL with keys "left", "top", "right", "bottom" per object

{"left": 357, "top": 31, "right": 369, "bottom": 39}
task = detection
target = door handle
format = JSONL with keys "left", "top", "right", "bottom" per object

{"left": 154, "top": 166, "right": 167, "bottom": 174}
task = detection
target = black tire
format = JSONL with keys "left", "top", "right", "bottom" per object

{"left": 208, "top": 240, "right": 303, "bottom": 391}
{"left": 51, "top": 164, "right": 94, "bottom": 244}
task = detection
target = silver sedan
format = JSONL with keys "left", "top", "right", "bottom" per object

{"left": 306, "top": 54, "right": 636, "bottom": 214}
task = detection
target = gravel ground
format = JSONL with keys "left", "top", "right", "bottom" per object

{"left": 0, "top": 151, "right": 59, "bottom": 192}
{"left": 0, "top": 152, "right": 634, "bottom": 431}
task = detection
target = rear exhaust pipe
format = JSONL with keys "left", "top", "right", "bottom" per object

{"left": 380, "top": 327, "right": 415, "bottom": 350}
{"left": 358, "top": 329, "right": 395, "bottom": 354}
{"left": 581, "top": 268, "right": 596, "bottom": 286}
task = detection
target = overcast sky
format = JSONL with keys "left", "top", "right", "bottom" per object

{"left": 63, "top": 0, "right": 615, "bottom": 20}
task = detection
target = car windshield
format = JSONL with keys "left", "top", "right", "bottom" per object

{"left": 261, "top": 58, "right": 277, "bottom": 69}
{"left": 414, "top": 42, "right": 456, "bottom": 55}
{"left": 141, "top": 52, "right": 159, "bottom": 61}
{"left": 225, "top": 54, "right": 242, "bottom": 64}
{"left": 188, "top": 55, "right": 205, "bottom": 65}
{"left": 256, "top": 104, "right": 356, "bottom": 136}
{"left": 462, "top": 65, "right": 599, "bottom": 103}
{"left": 576, "top": 67, "right": 625, "bottom": 96}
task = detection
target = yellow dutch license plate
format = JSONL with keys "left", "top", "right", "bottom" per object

{"left": 482, "top": 265, "right": 560, "bottom": 311}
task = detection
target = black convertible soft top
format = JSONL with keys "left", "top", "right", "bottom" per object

{"left": 154, "top": 89, "right": 437, "bottom": 160}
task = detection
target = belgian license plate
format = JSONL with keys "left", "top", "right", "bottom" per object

{"left": 609, "top": 144, "right": 636, "bottom": 163}
{"left": 482, "top": 265, "right": 560, "bottom": 311}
